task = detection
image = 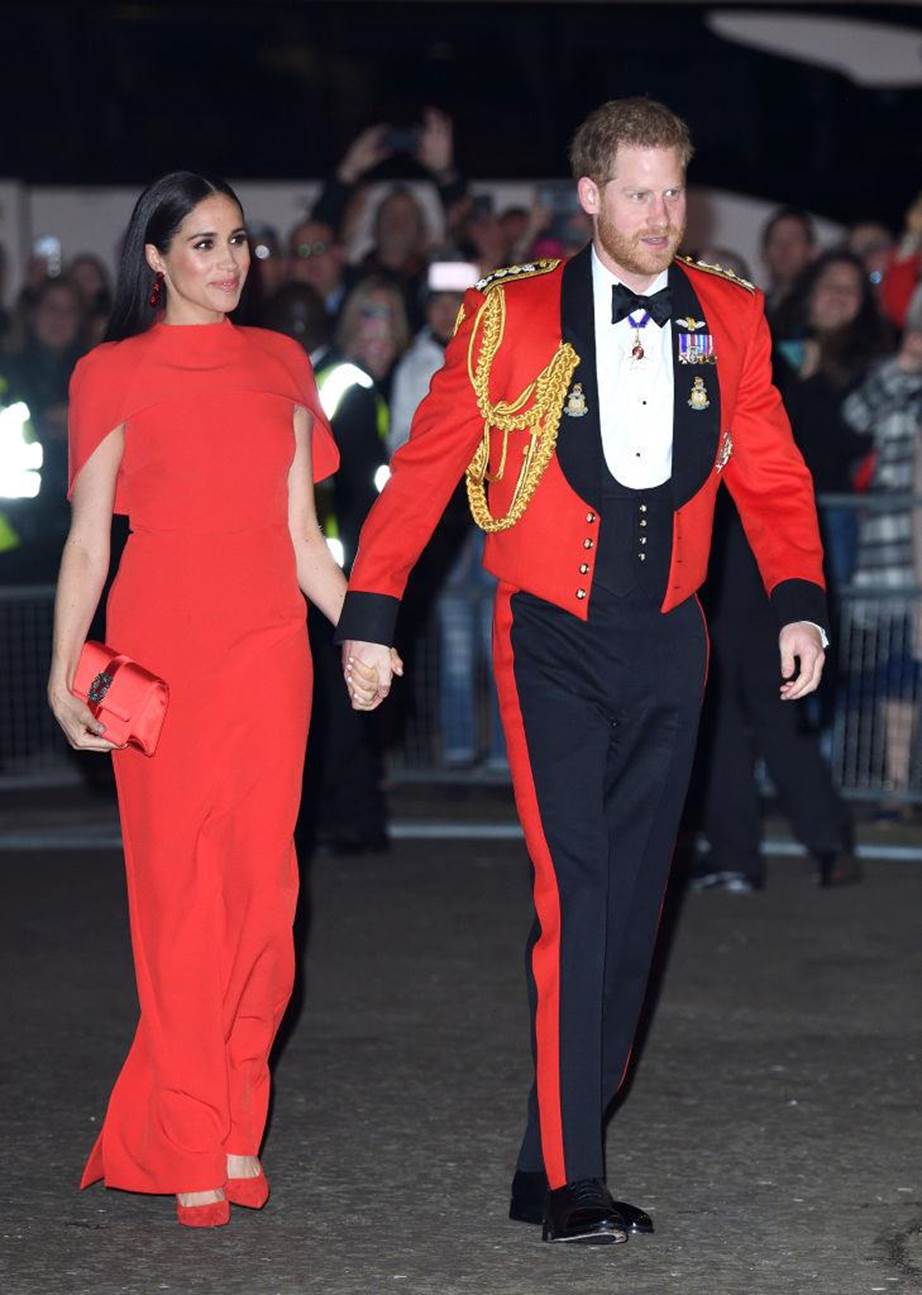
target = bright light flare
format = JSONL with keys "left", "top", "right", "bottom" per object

{"left": 0, "top": 401, "right": 42, "bottom": 499}
{"left": 325, "top": 536, "right": 345, "bottom": 568}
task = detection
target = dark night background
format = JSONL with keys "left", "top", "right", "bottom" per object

{"left": 2, "top": 1, "right": 922, "bottom": 226}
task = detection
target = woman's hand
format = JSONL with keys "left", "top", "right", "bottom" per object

{"left": 48, "top": 686, "right": 119, "bottom": 752}
{"left": 343, "top": 642, "right": 405, "bottom": 710}
{"left": 346, "top": 656, "right": 380, "bottom": 711}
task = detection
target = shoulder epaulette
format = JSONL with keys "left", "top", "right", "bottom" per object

{"left": 677, "top": 254, "right": 756, "bottom": 294}
{"left": 475, "top": 259, "right": 561, "bottom": 294}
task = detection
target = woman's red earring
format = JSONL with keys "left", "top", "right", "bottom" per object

{"left": 149, "top": 271, "right": 164, "bottom": 308}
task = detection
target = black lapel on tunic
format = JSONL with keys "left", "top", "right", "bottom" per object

{"left": 557, "top": 244, "right": 602, "bottom": 511}
{"left": 669, "top": 262, "right": 721, "bottom": 509}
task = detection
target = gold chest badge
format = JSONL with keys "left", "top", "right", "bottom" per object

{"left": 688, "top": 376, "right": 711, "bottom": 411}
{"left": 564, "top": 383, "right": 589, "bottom": 418}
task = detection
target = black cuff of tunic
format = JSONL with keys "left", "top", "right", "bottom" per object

{"left": 334, "top": 591, "right": 400, "bottom": 646}
{"left": 770, "top": 579, "right": 829, "bottom": 638}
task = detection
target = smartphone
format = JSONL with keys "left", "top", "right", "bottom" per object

{"left": 428, "top": 261, "right": 480, "bottom": 293}
{"left": 385, "top": 127, "right": 420, "bottom": 154}
{"left": 32, "top": 235, "right": 62, "bottom": 277}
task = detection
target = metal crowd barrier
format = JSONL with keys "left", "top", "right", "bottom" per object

{"left": 0, "top": 584, "right": 78, "bottom": 786}
{"left": 3, "top": 496, "right": 921, "bottom": 800}
{"left": 831, "top": 586, "right": 922, "bottom": 802}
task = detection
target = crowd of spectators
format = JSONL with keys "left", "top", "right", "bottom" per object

{"left": 1, "top": 111, "right": 921, "bottom": 826}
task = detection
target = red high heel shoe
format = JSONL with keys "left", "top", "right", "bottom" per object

{"left": 175, "top": 1192, "right": 230, "bottom": 1228}
{"left": 226, "top": 1167, "right": 270, "bottom": 1209}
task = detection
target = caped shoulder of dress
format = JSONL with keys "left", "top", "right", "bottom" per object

{"left": 70, "top": 324, "right": 317, "bottom": 399}
{"left": 676, "top": 255, "right": 756, "bottom": 294}
{"left": 73, "top": 322, "right": 309, "bottom": 368}
{"left": 475, "top": 259, "right": 562, "bottom": 294}
{"left": 67, "top": 322, "right": 338, "bottom": 501}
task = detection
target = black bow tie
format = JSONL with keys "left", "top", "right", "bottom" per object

{"left": 611, "top": 282, "right": 672, "bottom": 328}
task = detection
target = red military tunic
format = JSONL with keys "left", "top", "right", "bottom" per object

{"left": 337, "top": 252, "right": 825, "bottom": 646}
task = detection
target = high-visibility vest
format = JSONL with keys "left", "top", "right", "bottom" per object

{"left": 314, "top": 360, "right": 390, "bottom": 551}
{"left": 0, "top": 510, "right": 20, "bottom": 553}
{"left": 0, "top": 377, "right": 37, "bottom": 552}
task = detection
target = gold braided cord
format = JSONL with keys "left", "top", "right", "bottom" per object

{"left": 464, "top": 288, "right": 579, "bottom": 533}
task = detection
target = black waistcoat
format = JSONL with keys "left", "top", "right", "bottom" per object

{"left": 554, "top": 245, "right": 722, "bottom": 610}
{"left": 594, "top": 477, "right": 673, "bottom": 602}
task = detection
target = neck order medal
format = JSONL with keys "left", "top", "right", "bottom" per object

{"left": 628, "top": 310, "right": 650, "bottom": 361}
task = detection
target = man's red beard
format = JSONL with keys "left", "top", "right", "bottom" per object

{"left": 597, "top": 208, "right": 685, "bottom": 278}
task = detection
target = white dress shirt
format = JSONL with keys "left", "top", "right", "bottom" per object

{"left": 588, "top": 248, "right": 826, "bottom": 646}
{"left": 591, "top": 248, "right": 672, "bottom": 489}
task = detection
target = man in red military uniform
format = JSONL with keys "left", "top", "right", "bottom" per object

{"left": 337, "top": 98, "right": 827, "bottom": 1246}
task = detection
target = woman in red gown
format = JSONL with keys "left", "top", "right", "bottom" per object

{"left": 48, "top": 173, "right": 384, "bottom": 1226}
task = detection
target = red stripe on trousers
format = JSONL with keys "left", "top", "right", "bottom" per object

{"left": 492, "top": 584, "right": 566, "bottom": 1188}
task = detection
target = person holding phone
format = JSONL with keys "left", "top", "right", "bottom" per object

{"left": 309, "top": 109, "right": 469, "bottom": 329}
{"left": 312, "top": 108, "right": 467, "bottom": 238}
{"left": 336, "top": 98, "right": 828, "bottom": 1247}
{"left": 47, "top": 171, "right": 385, "bottom": 1227}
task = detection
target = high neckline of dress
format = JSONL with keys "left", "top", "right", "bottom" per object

{"left": 154, "top": 317, "right": 233, "bottom": 333}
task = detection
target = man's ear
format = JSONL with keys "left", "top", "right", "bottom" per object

{"left": 577, "top": 176, "right": 600, "bottom": 218}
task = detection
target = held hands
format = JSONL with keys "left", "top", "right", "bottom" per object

{"left": 342, "top": 641, "right": 404, "bottom": 711}
{"left": 48, "top": 685, "right": 119, "bottom": 752}
{"left": 779, "top": 623, "right": 825, "bottom": 701}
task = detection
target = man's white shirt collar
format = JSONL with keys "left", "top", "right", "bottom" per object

{"left": 590, "top": 246, "right": 669, "bottom": 306}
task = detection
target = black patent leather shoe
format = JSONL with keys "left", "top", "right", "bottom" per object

{"left": 542, "top": 1179, "right": 629, "bottom": 1245}
{"left": 510, "top": 1169, "right": 653, "bottom": 1234}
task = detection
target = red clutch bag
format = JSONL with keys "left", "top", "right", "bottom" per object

{"left": 72, "top": 641, "right": 169, "bottom": 756}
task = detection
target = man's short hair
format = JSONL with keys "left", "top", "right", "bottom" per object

{"left": 760, "top": 206, "right": 816, "bottom": 251}
{"left": 569, "top": 98, "right": 694, "bottom": 183}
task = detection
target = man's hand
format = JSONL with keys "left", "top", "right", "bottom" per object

{"left": 779, "top": 622, "right": 825, "bottom": 701}
{"left": 342, "top": 640, "right": 404, "bottom": 710}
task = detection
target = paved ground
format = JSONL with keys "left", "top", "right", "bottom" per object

{"left": 2, "top": 814, "right": 922, "bottom": 1294}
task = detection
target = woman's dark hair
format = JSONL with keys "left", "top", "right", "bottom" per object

{"left": 104, "top": 171, "right": 244, "bottom": 342}
{"left": 780, "top": 249, "right": 893, "bottom": 388}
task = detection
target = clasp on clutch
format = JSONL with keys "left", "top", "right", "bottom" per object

{"left": 88, "top": 671, "right": 113, "bottom": 704}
